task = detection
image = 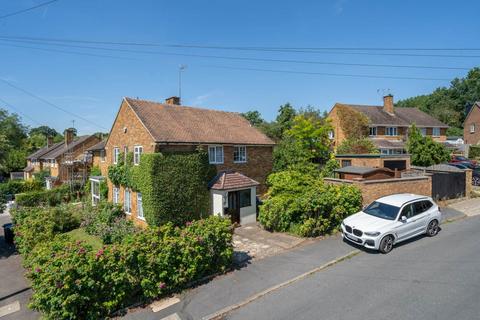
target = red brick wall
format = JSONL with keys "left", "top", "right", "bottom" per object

{"left": 464, "top": 106, "right": 480, "bottom": 145}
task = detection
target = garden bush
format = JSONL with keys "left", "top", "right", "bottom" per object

{"left": 15, "top": 185, "right": 72, "bottom": 207}
{"left": 81, "top": 202, "right": 137, "bottom": 244}
{"left": 0, "top": 179, "right": 43, "bottom": 197}
{"left": 24, "top": 216, "right": 233, "bottom": 319}
{"left": 470, "top": 145, "right": 480, "bottom": 159}
{"left": 259, "top": 169, "right": 362, "bottom": 237}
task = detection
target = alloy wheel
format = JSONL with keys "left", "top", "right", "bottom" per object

{"left": 427, "top": 220, "right": 439, "bottom": 237}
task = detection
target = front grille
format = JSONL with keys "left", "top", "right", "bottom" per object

{"left": 353, "top": 229, "right": 363, "bottom": 237}
{"left": 345, "top": 225, "right": 352, "bottom": 233}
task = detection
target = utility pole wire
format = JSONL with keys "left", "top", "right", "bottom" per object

{"left": 0, "top": 0, "right": 60, "bottom": 20}
{"left": 0, "top": 78, "right": 108, "bottom": 130}
{"left": 0, "top": 96, "right": 43, "bottom": 126}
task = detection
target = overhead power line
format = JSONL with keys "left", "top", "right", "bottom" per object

{"left": 0, "top": 38, "right": 472, "bottom": 71}
{"left": 204, "top": 65, "right": 451, "bottom": 81}
{"left": 0, "top": 96, "right": 43, "bottom": 126}
{"left": 0, "top": 0, "right": 60, "bottom": 20}
{"left": 0, "top": 78, "right": 108, "bottom": 130}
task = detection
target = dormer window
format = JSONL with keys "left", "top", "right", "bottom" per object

{"left": 470, "top": 124, "right": 475, "bottom": 133}
{"left": 369, "top": 127, "right": 377, "bottom": 136}
{"left": 385, "top": 127, "right": 398, "bottom": 136}
{"left": 432, "top": 127, "right": 440, "bottom": 137}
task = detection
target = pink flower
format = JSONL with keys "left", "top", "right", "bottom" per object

{"left": 35, "top": 268, "right": 41, "bottom": 273}
{"left": 95, "top": 249, "right": 104, "bottom": 258}
{"left": 186, "top": 221, "right": 192, "bottom": 227}
{"left": 78, "top": 247, "right": 86, "bottom": 254}
{"left": 158, "top": 282, "right": 166, "bottom": 289}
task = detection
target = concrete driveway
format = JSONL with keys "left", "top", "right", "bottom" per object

{"left": 0, "top": 213, "right": 38, "bottom": 320}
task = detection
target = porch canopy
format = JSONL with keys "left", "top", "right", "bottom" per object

{"left": 209, "top": 171, "right": 259, "bottom": 191}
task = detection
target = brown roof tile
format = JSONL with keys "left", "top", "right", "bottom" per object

{"left": 335, "top": 103, "right": 448, "bottom": 128}
{"left": 209, "top": 171, "right": 260, "bottom": 190}
{"left": 124, "top": 97, "right": 275, "bottom": 145}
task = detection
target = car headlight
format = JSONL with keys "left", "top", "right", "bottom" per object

{"left": 364, "top": 231, "right": 380, "bottom": 237}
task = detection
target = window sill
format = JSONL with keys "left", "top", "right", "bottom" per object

{"left": 125, "top": 211, "right": 131, "bottom": 215}
{"left": 209, "top": 162, "right": 224, "bottom": 165}
{"left": 137, "top": 216, "right": 146, "bottom": 221}
{"left": 233, "top": 161, "right": 247, "bottom": 164}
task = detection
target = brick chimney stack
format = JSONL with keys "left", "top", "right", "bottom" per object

{"left": 64, "top": 129, "right": 74, "bottom": 145}
{"left": 47, "top": 136, "right": 54, "bottom": 147}
{"left": 383, "top": 94, "right": 394, "bottom": 114}
{"left": 165, "top": 96, "right": 181, "bottom": 105}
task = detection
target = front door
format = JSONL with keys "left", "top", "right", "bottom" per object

{"left": 227, "top": 191, "right": 241, "bottom": 224}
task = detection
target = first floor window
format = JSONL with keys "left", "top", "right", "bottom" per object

{"left": 91, "top": 180, "right": 100, "bottom": 206}
{"left": 134, "top": 146, "right": 143, "bottom": 165}
{"left": 369, "top": 127, "right": 377, "bottom": 136}
{"left": 470, "top": 124, "right": 476, "bottom": 133}
{"left": 432, "top": 127, "right": 441, "bottom": 137}
{"left": 239, "top": 189, "right": 252, "bottom": 208}
{"left": 341, "top": 160, "right": 352, "bottom": 167}
{"left": 113, "top": 187, "right": 119, "bottom": 204}
{"left": 420, "top": 128, "right": 427, "bottom": 136}
{"left": 386, "top": 127, "right": 398, "bottom": 136}
{"left": 233, "top": 146, "right": 247, "bottom": 163}
{"left": 137, "top": 193, "right": 144, "bottom": 219}
{"left": 208, "top": 145, "right": 224, "bottom": 164}
{"left": 124, "top": 189, "right": 131, "bottom": 214}
{"left": 113, "top": 147, "right": 120, "bottom": 164}
{"left": 124, "top": 146, "right": 128, "bottom": 162}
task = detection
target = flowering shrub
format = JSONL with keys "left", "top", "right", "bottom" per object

{"left": 259, "top": 169, "right": 362, "bottom": 237}
{"left": 22, "top": 216, "right": 233, "bottom": 319}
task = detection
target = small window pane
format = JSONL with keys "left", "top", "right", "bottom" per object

{"left": 239, "top": 189, "right": 251, "bottom": 208}
{"left": 234, "top": 146, "right": 247, "bottom": 163}
{"left": 137, "top": 193, "right": 144, "bottom": 219}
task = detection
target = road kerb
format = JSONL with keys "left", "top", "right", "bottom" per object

{"left": 202, "top": 249, "right": 361, "bottom": 320}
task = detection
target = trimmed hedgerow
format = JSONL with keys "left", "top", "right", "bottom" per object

{"left": 15, "top": 185, "right": 73, "bottom": 207}
{"left": 259, "top": 169, "right": 362, "bottom": 237}
{"left": 108, "top": 150, "right": 216, "bottom": 227}
{"left": 24, "top": 216, "right": 233, "bottom": 319}
{"left": 0, "top": 179, "right": 43, "bottom": 197}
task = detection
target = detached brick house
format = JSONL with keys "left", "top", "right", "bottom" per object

{"left": 328, "top": 94, "right": 449, "bottom": 155}
{"left": 464, "top": 102, "right": 480, "bottom": 145}
{"left": 24, "top": 129, "right": 100, "bottom": 187}
{"left": 99, "top": 96, "right": 274, "bottom": 226}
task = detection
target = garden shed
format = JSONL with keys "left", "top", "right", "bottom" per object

{"left": 334, "top": 166, "right": 397, "bottom": 180}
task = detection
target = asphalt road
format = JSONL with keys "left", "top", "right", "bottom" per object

{"left": 226, "top": 216, "right": 480, "bottom": 320}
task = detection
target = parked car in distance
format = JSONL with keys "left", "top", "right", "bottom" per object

{"left": 341, "top": 194, "right": 441, "bottom": 254}
{"left": 447, "top": 163, "right": 480, "bottom": 186}
{"left": 451, "top": 155, "right": 477, "bottom": 166}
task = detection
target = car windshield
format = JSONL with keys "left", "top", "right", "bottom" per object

{"left": 456, "top": 156, "right": 467, "bottom": 161}
{"left": 364, "top": 201, "right": 400, "bottom": 220}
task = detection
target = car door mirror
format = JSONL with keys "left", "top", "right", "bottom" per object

{"left": 400, "top": 216, "right": 407, "bottom": 223}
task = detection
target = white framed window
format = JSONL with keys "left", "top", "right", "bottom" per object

{"left": 113, "top": 187, "right": 119, "bottom": 204}
{"left": 208, "top": 145, "right": 224, "bottom": 164}
{"left": 124, "top": 189, "right": 131, "bottom": 214}
{"left": 432, "top": 127, "right": 441, "bottom": 137}
{"left": 137, "top": 193, "right": 144, "bottom": 220}
{"left": 385, "top": 127, "right": 398, "bottom": 136}
{"left": 91, "top": 180, "right": 100, "bottom": 206}
{"left": 420, "top": 128, "right": 427, "bottom": 136}
{"left": 113, "top": 147, "right": 120, "bottom": 164}
{"left": 124, "top": 146, "right": 128, "bottom": 162}
{"left": 134, "top": 146, "right": 143, "bottom": 165}
{"left": 100, "top": 149, "right": 106, "bottom": 162}
{"left": 369, "top": 127, "right": 377, "bottom": 136}
{"left": 470, "top": 124, "right": 475, "bottom": 133}
{"left": 328, "top": 130, "right": 334, "bottom": 139}
{"left": 233, "top": 146, "right": 247, "bottom": 163}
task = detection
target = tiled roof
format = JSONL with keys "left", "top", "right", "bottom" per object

{"left": 27, "top": 142, "right": 63, "bottom": 160}
{"left": 124, "top": 97, "right": 275, "bottom": 145}
{"left": 41, "top": 136, "right": 92, "bottom": 160}
{"left": 87, "top": 140, "right": 106, "bottom": 151}
{"left": 371, "top": 139, "right": 405, "bottom": 149}
{"left": 335, "top": 103, "right": 448, "bottom": 127}
{"left": 209, "top": 171, "right": 260, "bottom": 190}
{"left": 23, "top": 165, "right": 34, "bottom": 172}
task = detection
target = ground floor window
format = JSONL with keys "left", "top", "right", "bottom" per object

{"left": 380, "top": 149, "right": 406, "bottom": 155}
{"left": 124, "top": 189, "right": 131, "bottom": 214}
{"left": 113, "top": 187, "right": 119, "bottom": 204}
{"left": 137, "top": 192, "right": 144, "bottom": 220}
{"left": 239, "top": 189, "right": 251, "bottom": 207}
{"left": 91, "top": 180, "right": 100, "bottom": 206}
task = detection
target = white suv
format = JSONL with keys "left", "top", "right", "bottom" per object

{"left": 341, "top": 194, "right": 441, "bottom": 253}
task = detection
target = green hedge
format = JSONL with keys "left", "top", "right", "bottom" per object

{"left": 24, "top": 216, "right": 233, "bottom": 319}
{"left": 470, "top": 145, "right": 480, "bottom": 159}
{"left": 109, "top": 150, "right": 216, "bottom": 226}
{"left": 259, "top": 169, "right": 362, "bottom": 237}
{"left": 0, "top": 179, "right": 43, "bottom": 197}
{"left": 15, "top": 185, "right": 73, "bottom": 207}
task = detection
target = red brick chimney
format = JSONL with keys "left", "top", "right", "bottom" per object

{"left": 64, "top": 129, "right": 74, "bottom": 145}
{"left": 383, "top": 94, "right": 394, "bottom": 114}
{"left": 165, "top": 96, "right": 181, "bottom": 105}
{"left": 47, "top": 136, "right": 54, "bottom": 147}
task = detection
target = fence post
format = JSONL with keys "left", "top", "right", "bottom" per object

{"left": 465, "top": 169, "right": 472, "bottom": 198}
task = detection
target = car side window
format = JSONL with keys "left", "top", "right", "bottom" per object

{"left": 413, "top": 201, "right": 426, "bottom": 215}
{"left": 400, "top": 203, "right": 415, "bottom": 219}
{"left": 422, "top": 200, "right": 433, "bottom": 211}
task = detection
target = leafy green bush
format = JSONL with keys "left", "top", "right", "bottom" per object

{"left": 0, "top": 179, "right": 43, "bottom": 198}
{"left": 15, "top": 185, "right": 72, "bottom": 207}
{"left": 24, "top": 216, "right": 233, "bottom": 319}
{"left": 12, "top": 204, "right": 82, "bottom": 255}
{"left": 259, "top": 169, "right": 362, "bottom": 237}
{"left": 470, "top": 145, "right": 480, "bottom": 159}
{"left": 407, "top": 124, "right": 450, "bottom": 166}
{"left": 81, "top": 202, "right": 137, "bottom": 244}
{"left": 336, "top": 137, "right": 379, "bottom": 154}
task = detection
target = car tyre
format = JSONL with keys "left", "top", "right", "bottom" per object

{"left": 379, "top": 235, "right": 394, "bottom": 254}
{"left": 426, "top": 219, "right": 439, "bottom": 237}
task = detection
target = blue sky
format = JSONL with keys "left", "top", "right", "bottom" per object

{"left": 0, "top": 0, "right": 479, "bottom": 134}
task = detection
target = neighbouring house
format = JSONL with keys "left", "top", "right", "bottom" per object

{"left": 24, "top": 129, "right": 101, "bottom": 188}
{"left": 100, "top": 96, "right": 275, "bottom": 226}
{"left": 87, "top": 139, "right": 107, "bottom": 173}
{"left": 464, "top": 101, "right": 480, "bottom": 145}
{"left": 328, "top": 94, "right": 449, "bottom": 155}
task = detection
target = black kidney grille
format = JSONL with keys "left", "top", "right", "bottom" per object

{"left": 353, "top": 229, "right": 363, "bottom": 237}
{"left": 345, "top": 225, "right": 352, "bottom": 233}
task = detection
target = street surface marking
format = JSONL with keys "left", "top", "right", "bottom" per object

{"left": 0, "top": 301, "right": 20, "bottom": 318}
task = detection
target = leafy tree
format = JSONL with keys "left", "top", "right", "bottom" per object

{"left": 406, "top": 124, "right": 450, "bottom": 166}
{"left": 0, "top": 108, "right": 29, "bottom": 175}
{"left": 446, "top": 127, "right": 464, "bottom": 137}
{"left": 336, "top": 105, "right": 370, "bottom": 139}
{"left": 241, "top": 110, "right": 265, "bottom": 126}
{"left": 29, "top": 126, "right": 59, "bottom": 138}
{"left": 337, "top": 137, "right": 378, "bottom": 154}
